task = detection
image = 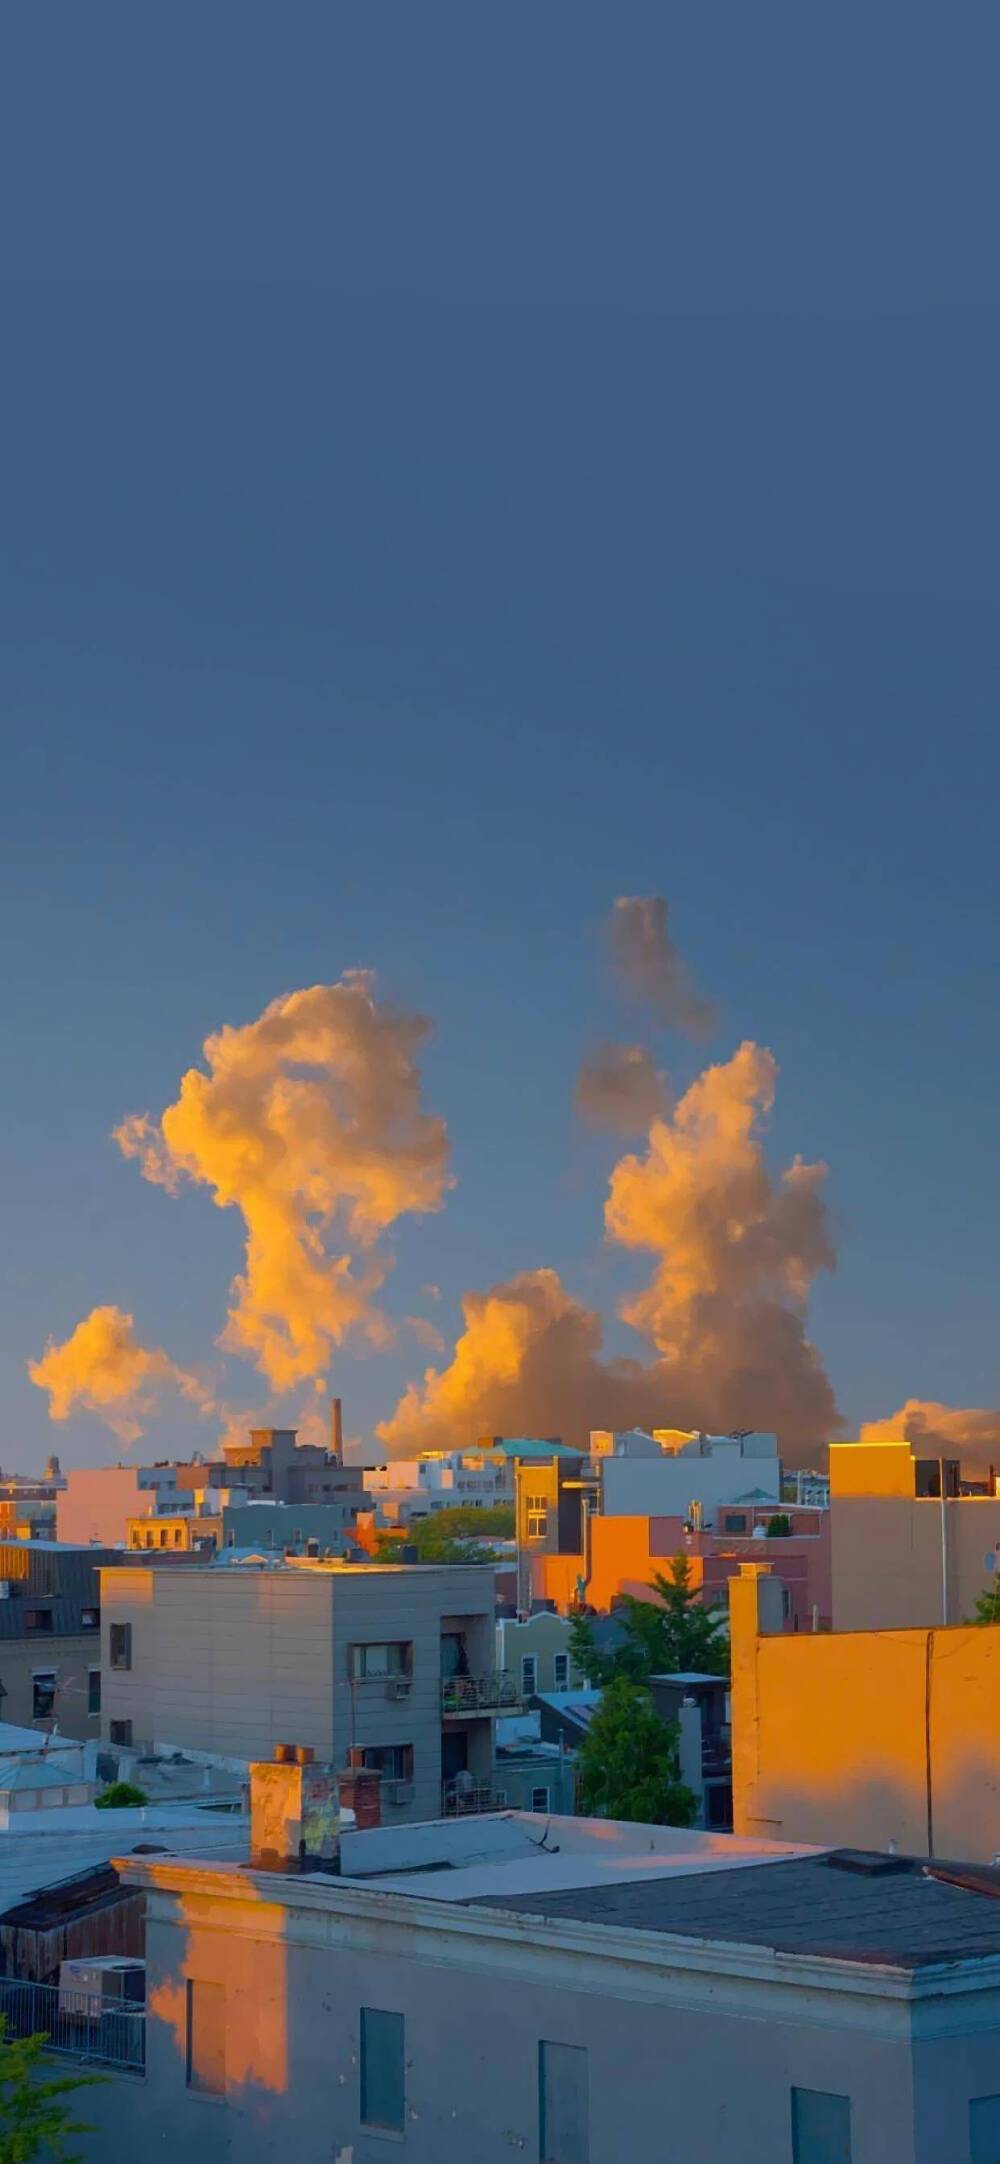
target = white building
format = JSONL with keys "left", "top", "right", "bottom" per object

{"left": 76, "top": 1801, "right": 1000, "bottom": 2163}
{"left": 363, "top": 1449, "right": 514, "bottom": 1526}
{"left": 588, "top": 1429, "right": 781, "bottom": 1528}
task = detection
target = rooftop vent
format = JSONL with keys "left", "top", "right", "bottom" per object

{"left": 824, "top": 1849, "right": 914, "bottom": 1877}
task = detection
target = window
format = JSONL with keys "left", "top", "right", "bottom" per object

{"left": 159, "top": 1529, "right": 168, "bottom": 1548}
{"left": 81, "top": 1606, "right": 99, "bottom": 1629}
{"left": 32, "top": 1672, "right": 56, "bottom": 1720}
{"left": 109, "top": 1623, "right": 132, "bottom": 1671}
{"left": 971, "top": 2095, "right": 1000, "bottom": 2163}
{"left": 723, "top": 1513, "right": 747, "bottom": 1534}
{"left": 521, "top": 1654, "right": 539, "bottom": 1697}
{"left": 361, "top": 1744, "right": 413, "bottom": 1782}
{"left": 781, "top": 1588, "right": 792, "bottom": 1620}
{"left": 531, "top": 1785, "right": 551, "bottom": 1812}
{"left": 553, "top": 1653, "right": 569, "bottom": 1691}
{"left": 88, "top": 1668, "right": 101, "bottom": 1715}
{"left": 174, "top": 1529, "right": 183, "bottom": 1546}
{"left": 109, "top": 1719, "right": 133, "bottom": 1747}
{"left": 186, "top": 1979, "right": 226, "bottom": 2096}
{"left": 791, "top": 2087, "right": 851, "bottom": 2163}
{"left": 539, "top": 2042, "right": 588, "bottom": 2164}
{"left": 360, "top": 2007, "right": 404, "bottom": 2132}
{"left": 23, "top": 1609, "right": 53, "bottom": 1632}
{"left": 349, "top": 1641, "right": 412, "bottom": 1680}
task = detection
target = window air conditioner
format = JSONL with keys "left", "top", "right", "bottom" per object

{"left": 386, "top": 1676, "right": 412, "bottom": 1699}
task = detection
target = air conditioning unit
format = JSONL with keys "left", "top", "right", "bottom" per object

{"left": 386, "top": 1676, "right": 412, "bottom": 1700}
{"left": 58, "top": 1958, "right": 145, "bottom": 2019}
{"left": 386, "top": 1780, "right": 415, "bottom": 1805}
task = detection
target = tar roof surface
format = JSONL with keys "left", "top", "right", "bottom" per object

{"left": 467, "top": 1855, "right": 1000, "bottom": 1968}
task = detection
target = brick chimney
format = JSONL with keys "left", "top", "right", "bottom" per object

{"left": 339, "top": 1746, "right": 382, "bottom": 1830}
{"left": 250, "top": 1745, "right": 341, "bottom": 1872}
{"left": 331, "top": 1397, "right": 343, "bottom": 1462}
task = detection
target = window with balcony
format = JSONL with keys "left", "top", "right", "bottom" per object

{"left": 349, "top": 1641, "right": 413, "bottom": 1680}
{"left": 109, "top": 1623, "right": 132, "bottom": 1671}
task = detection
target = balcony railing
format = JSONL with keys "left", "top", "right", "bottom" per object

{"left": 0, "top": 1977, "right": 145, "bottom": 2072}
{"left": 441, "top": 1781, "right": 500, "bottom": 1816}
{"left": 441, "top": 1671, "right": 520, "bottom": 1715}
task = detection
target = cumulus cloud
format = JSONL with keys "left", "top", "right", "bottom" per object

{"left": 114, "top": 974, "right": 451, "bottom": 1391}
{"left": 575, "top": 1043, "right": 669, "bottom": 1134}
{"left": 608, "top": 895, "right": 717, "bottom": 1035}
{"left": 381, "top": 1041, "right": 839, "bottom": 1461}
{"left": 28, "top": 1305, "right": 214, "bottom": 1445}
{"left": 858, "top": 1399, "right": 1000, "bottom": 1474}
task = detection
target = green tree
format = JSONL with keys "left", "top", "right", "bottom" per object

{"left": 765, "top": 1513, "right": 791, "bottom": 1538}
{"left": 94, "top": 1780, "right": 148, "bottom": 1810}
{"left": 568, "top": 1557, "right": 728, "bottom": 1686}
{"left": 0, "top": 2019, "right": 102, "bottom": 2162}
{"left": 972, "top": 1583, "right": 1000, "bottom": 1624}
{"left": 576, "top": 1678, "right": 699, "bottom": 1825}
{"left": 373, "top": 1504, "right": 513, "bottom": 1566}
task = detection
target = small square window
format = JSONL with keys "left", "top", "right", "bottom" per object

{"left": 109, "top": 1719, "right": 132, "bottom": 1747}
{"left": 23, "top": 1609, "right": 53, "bottom": 1633}
{"left": 531, "top": 1785, "right": 551, "bottom": 1812}
{"left": 360, "top": 2007, "right": 404, "bottom": 2131}
{"left": 791, "top": 2086, "right": 852, "bottom": 2163}
{"left": 80, "top": 1607, "right": 99, "bottom": 1630}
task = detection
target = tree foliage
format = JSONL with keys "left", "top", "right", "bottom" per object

{"left": 576, "top": 1678, "right": 698, "bottom": 1826}
{"left": 0, "top": 2020, "right": 102, "bottom": 2163}
{"left": 94, "top": 1780, "right": 148, "bottom": 1810}
{"left": 373, "top": 1506, "right": 512, "bottom": 1566}
{"left": 972, "top": 1582, "right": 1000, "bottom": 1625}
{"left": 569, "top": 1555, "right": 728, "bottom": 1686}
{"left": 765, "top": 1513, "right": 791, "bottom": 1538}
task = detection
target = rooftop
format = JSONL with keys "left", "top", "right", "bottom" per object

{"left": 334, "top": 1812, "right": 812, "bottom": 1901}
{"left": 468, "top": 1852, "right": 1000, "bottom": 1969}
{"left": 0, "top": 1802, "right": 249, "bottom": 1915}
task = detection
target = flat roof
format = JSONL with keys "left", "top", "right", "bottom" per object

{"left": 0, "top": 1805, "right": 249, "bottom": 1916}
{"left": 336, "top": 1812, "right": 814, "bottom": 1901}
{"left": 468, "top": 1853, "right": 1000, "bottom": 1968}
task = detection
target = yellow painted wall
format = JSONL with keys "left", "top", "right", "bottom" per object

{"left": 731, "top": 1565, "right": 1000, "bottom": 1861}
{"left": 828, "top": 1441, "right": 915, "bottom": 1498}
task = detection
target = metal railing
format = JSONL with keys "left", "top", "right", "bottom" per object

{"left": 441, "top": 1670, "right": 520, "bottom": 1715}
{"left": 441, "top": 1781, "right": 499, "bottom": 1816}
{"left": 0, "top": 1977, "right": 145, "bottom": 2072}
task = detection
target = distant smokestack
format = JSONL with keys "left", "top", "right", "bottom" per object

{"left": 331, "top": 1397, "right": 343, "bottom": 1462}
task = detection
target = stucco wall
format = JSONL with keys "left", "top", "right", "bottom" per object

{"left": 832, "top": 1494, "right": 1000, "bottom": 1630}
{"left": 732, "top": 1566, "right": 1000, "bottom": 1860}
{"left": 70, "top": 1867, "right": 1000, "bottom": 2164}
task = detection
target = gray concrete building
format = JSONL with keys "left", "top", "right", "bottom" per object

{"left": 68, "top": 1807, "right": 1000, "bottom": 2163}
{"left": 0, "top": 1540, "right": 122, "bottom": 1739}
{"left": 99, "top": 1559, "right": 510, "bottom": 1821}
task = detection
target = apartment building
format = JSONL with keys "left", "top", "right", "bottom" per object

{"left": 363, "top": 1446, "right": 515, "bottom": 1526}
{"left": 58, "top": 1426, "right": 365, "bottom": 1551}
{"left": 496, "top": 1609, "right": 579, "bottom": 1698}
{"left": 73, "top": 1799, "right": 1000, "bottom": 2163}
{"left": 99, "top": 1559, "right": 510, "bottom": 1821}
{"left": 731, "top": 1561, "right": 1000, "bottom": 1862}
{"left": 0, "top": 1540, "right": 120, "bottom": 1738}
{"left": 830, "top": 1438, "right": 1000, "bottom": 1629}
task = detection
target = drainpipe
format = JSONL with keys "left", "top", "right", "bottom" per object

{"left": 939, "top": 1456, "right": 949, "bottom": 1627}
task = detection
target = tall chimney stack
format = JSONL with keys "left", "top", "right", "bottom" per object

{"left": 331, "top": 1397, "right": 343, "bottom": 1462}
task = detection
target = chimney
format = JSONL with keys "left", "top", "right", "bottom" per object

{"left": 339, "top": 1745, "right": 382, "bottom": 1830}
{"left": 331, "top": 1398, "right": 343, "bottom": 1463}
{"left": 250, "top": 1745, "right": 341, "bottom": 1872}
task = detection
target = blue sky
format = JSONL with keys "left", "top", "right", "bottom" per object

{"left": 1, "top": 11, "right": 998, "bottom": 1468}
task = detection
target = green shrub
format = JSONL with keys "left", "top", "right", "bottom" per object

{"left": 94, "top": 1780, "right": 148, "bottom": 1810}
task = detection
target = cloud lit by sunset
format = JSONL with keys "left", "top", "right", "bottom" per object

{"left": 28, "top": 1304, "right": 214, "bottom": 1444}
{"left": 113, "top": 973, "right": 452, "bottom": 1391}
